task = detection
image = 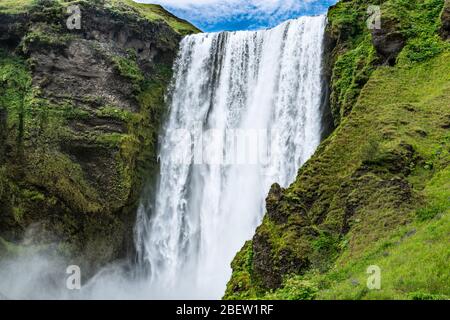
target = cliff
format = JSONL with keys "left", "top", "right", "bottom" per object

{"left": 226, "top": 0, "right": 450, "bottom": 300}
{"left": 0, "top": 0, "right": 199, "bottom": 272}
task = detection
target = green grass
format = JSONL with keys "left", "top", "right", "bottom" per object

{"left": 109, "top": 0, "right": 201, "bottom": 35}
{"left": 279, "top": 208, "right": 450, "bottom": 300}
{"left": 316, "top": 184, "right": 450, "bottom": 299}
{"left": 306, "top": 164, "right": 449, "bottom": 300}
{"left": 327, "top": 0, "right": 447, "bottom": 125}
{"left": 305, "top": 52, "right": 449, "bottom": 299}
{"left": 0, "top": 0, "right": 200, "bottom": 35}
{"left": 0, "top": 0, "right": 34, "bottom": 14}
{"left": 110, "top": 54, "right": 145, "bottom": 86}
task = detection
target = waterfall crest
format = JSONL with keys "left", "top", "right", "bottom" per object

{"left": 135, "top": 15, "right": 327, "bottom": 299}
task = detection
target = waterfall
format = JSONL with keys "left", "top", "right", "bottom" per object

{"left": 135, "top": 15, "right": 327, "bottom": 299}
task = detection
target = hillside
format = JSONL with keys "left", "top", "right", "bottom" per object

{"left": 0, "top": 0, "right": 200, "bottom": 35}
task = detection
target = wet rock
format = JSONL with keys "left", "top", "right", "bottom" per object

{"left": 371, "top": 19, "right": 405, "bottom": 65}
{"left": 266, "top": 183, "right": 286, "bottom": 224}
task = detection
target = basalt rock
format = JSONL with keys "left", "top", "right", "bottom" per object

{"left": 371, "top": 18, "right": 405, "bottom": 65}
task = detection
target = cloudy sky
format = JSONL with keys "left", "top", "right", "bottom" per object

{"left": 137, "top": 0, "right": 338, "bottom": 32}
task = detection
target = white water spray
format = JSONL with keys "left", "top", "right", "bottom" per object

{"left": 135, "top": 15, "right": 327, "bottom": 299}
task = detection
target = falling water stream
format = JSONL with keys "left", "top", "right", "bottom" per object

{"left": 134, "top": 15, "right": 327, "bottom": 299}
{"left": 0, "top": 15, "right": 327, "bottom": 300}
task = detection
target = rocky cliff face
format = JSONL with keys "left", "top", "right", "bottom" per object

{"left": 226, "top": 0, "right": 450, "bottom": 300}
{"left": 0, "top": 0, "right": 198, "bottom": 272}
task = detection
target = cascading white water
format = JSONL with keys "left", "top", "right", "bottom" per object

{"left": 135, "top": 15, "right": 327, "bottom": 299}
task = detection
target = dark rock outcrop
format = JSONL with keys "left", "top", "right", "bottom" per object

{"left": 371, "top": 24, "right": 405, "bottom": 65}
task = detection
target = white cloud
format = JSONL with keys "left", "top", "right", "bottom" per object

{"left": 136, "top": 0, "right": 325, "bottom": 31}
{"left": 142, "top": 0, "right": 313, "bottom": 9}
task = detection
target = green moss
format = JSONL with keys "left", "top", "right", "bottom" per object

{"left": 96, "top": 106, "right": 135, "bottom": 122}
{"left": 21, "top": 23, "right": 77, "bottom": 53}
{"left": 265, "top": 277, "right": 318, "bottom": 300}
{"left": 330, "top": 36, "right": 377, "bottom": 124}
{"left": 111, "top": 55, "right": 144, "bottom": 86}
{"left": 0, "top": 167, "right": 7, "bottom": 199}
{"left": 224, "top": 241, "right": 257, "bottom": 300}
{"left": 0, "top": 49, "right": 168, "bottom": 226}
{"left": 397, "top": 35, "right": 449, "bottom": 64}
{"left": 0, "top": 50, "right": 32, "bottom": 159}
{"left": 327, "top": 0, "right": 448, "bottom": 125}
{"left": 63, "top": 104, "right": 91, "bottom": 120}
{"left": 109, "top": 0, "right": 201, "bottom": 35}
{"left": 120, "top": 63, "right": 173, "bottom": 200}
{"left": 0, "top": 48, "right": 102, "bottom": 219}
{"left": 0, "top": 0, "right": 34, "bottom": 14}
{"left": 27, "top": 151, "right": 103, "bottom": 213}
{"left": 261, "top": 165, "right": 450, "bottom": 300}
{"left": 1, "top": 0, "right": 200, "bottom": 36}
{"left": 0, "top": 0, "right": 189, "bottom": 271}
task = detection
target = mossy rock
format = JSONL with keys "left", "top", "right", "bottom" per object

{"left": 0, "top": 0, "right": 199, "bottom": 272}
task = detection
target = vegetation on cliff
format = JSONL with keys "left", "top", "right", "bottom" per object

{"left": 226, "top": 0, "right": 450, "bottom": 300}
{"left": 0, "top": 0, "right": 200, "bottom": 35}
{"left": 0, "top": 0, "right": 198, "bottom": 271}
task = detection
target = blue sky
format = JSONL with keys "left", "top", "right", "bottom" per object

{"left": 137, "top": 0, "right": 338, "bottom": 32}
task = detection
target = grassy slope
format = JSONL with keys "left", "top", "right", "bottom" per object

{"left": 225, "top": 0, "right": 450, "bottom": 300}
{"left": 0, "top": 0, "right": 35, "bottom": 13}
{"left": 118, "top": 0, "right": 201, "bottom": 35}
{"left": 269, "top": 53, "right": 450, "bottom": 300}
{"left": 317, "top": 168, "right": 450, "bottom": 300}
{"left": 0, "top": 0, "right": 200, "bottom": 35}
